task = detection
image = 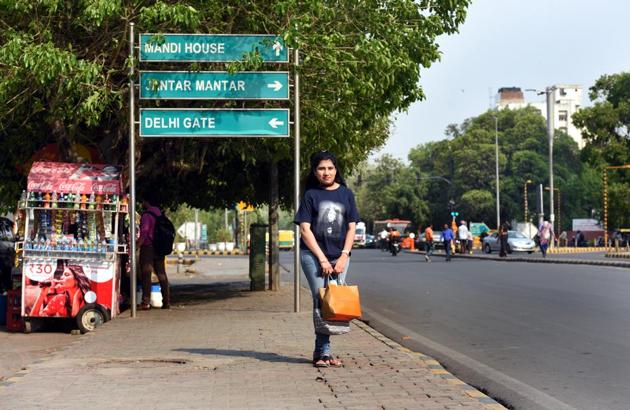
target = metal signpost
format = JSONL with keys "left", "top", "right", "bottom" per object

{"left": 129, "top": 27, "right": 298, "bottom": 316}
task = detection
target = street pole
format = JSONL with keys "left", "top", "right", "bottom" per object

{"left": 546, "top": 86, "right": 555, "bottom": 248}
{"left": 494, "top": 115, "right": 500, "bottom": 229}
{"left": 538, "top": 184, "right": 544, "bottom": 228}
{"left": 524, "top": 180, "right": 532, "bottom": 238}
{"left": 128, "top": 22, "right": 137, "bottom": 318}
{"left": 194, "top": 208, "right": 199, "bottom": 257}
{"left": 293, "top": 48, "right": 301, "bottom": 313}
{"left": 557, "top": 189, "right": 561, "bottom": 235}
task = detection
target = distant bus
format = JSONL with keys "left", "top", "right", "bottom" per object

{"left": 354, "top": 222, "right": 367, "bottom": 247}
{"left": 278, "top": 230, "right": 295, "bottom": 250}
{"left": 264, "top": 230, "right": 295, "bottom": 250}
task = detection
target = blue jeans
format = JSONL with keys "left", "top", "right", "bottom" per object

{"left": 425, "top": 241, "right": 434, "bottom": 257}
{"left": 301, "top": 249, "right": 349, "bottom": 357}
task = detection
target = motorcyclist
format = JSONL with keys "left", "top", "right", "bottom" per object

{"left": 389, "top": 228, "right": 401, "bottom": 254}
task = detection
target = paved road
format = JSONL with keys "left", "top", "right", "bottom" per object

{"left": 281, "top": 249, "right": 630, "bottom": 409}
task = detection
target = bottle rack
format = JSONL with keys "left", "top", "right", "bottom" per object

{"left": 17, "top": 202, "right": 128, "bottom": 213}
{"left": 16, "top": 195, "right": 128, "bottom": 263}
{"left": 16, "top": 242, "right": 127, "bottom": 261}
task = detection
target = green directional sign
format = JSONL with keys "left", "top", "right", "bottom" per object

{"left": 139, "top": 71, "right": 289, "bottom": 100}
{"left": 139, "top": 34, "right": 288, "bottom": 63}
{"left": 140, "top": 109, "right": 289, "bottom": 137}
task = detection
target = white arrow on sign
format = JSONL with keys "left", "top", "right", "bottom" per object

{"left": 266, "top": 81, "right": 283, "bottom": 92}
{"left": 272, "top": 41, "right": 283, "bottom": 57}
{"left": 268, "top": 118, "right": 285, "bottom": 128}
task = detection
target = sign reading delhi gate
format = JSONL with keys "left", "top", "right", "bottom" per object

{"left": 139, "top": 34, "right": 288, "bottom": 63}
{"left": 140, "top": 108, "right": 289, "bottom": 137}
{"left": 139, "top": 71, "right": 289, "bottom": 100}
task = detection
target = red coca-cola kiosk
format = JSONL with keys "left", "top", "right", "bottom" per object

{"left": 14, "top": 162, "right": 128, "bottom": 333}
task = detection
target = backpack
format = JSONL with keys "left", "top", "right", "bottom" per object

{"left": 146, "top": 210, "right": 175, "bottom": 256}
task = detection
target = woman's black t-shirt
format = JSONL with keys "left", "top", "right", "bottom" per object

{"left": 294, "top": 185, "right": 360, "bottom": 260}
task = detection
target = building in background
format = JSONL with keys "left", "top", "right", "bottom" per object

{"left": 497, "top": 85, "right": 584, "bottom": 148}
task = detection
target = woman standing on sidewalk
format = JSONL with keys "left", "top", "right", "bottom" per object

{"left": 295, "top": 151, "right": 360, "bottom": 368}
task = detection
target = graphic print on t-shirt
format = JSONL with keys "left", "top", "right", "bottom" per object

{"left": 316, "top": 201, "right": 345, "bottom": 238}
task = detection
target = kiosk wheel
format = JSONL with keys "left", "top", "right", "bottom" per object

{"left": 76, "top": 304, "right": 106, "bottom": 334}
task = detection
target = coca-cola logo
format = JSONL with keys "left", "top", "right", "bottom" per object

{"left": 92, "top": 184, "right": 119, "bottom": 194}
{"left": 27, "top": 181, "right": 55, "bottom": 191}
{"left": 58, "top": 182, "right": 88, "bottom": 192}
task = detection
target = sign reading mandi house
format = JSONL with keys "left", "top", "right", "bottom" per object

{"left": 139, "top": 34, "right": 288, "bottom": 63}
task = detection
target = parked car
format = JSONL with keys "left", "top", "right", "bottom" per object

{"left": 0, "top": 217, "right": 16, "bottom": 292}
{"left": 483, "top": 230, "right": 536, "bottom": 254}
{"left": 364, "top": 234, "right": 376, "bottom": 248}
{"left": 416, "top": 231, "right": 445, "bottom": 249}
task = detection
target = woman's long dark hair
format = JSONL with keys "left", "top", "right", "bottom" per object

{"left": 67, "top": 265, "right": 92, "bottom": 296}
{"left": 304, "top": 151, "right": 347, "bottom": 190}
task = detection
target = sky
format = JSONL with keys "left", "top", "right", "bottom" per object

{"left": 373, "top": 0, "right": 630, "bottom": 162}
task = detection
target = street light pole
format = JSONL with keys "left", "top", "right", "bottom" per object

{"left": 545, "top": 86, "right": 556, "bottom": 248}
{"left": 494, "top": 114, "right": 500, "bottom": 230}
{"left": 524, "top": 179, "right": 532, "bottom": 238}
{"left": 545, "top": 186, "right": 560, "bottom": 236}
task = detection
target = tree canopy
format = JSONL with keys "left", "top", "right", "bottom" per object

{"left": 0, "top": 0, "right": 471, "bottom": 212}
{"left": 573, "top": 72, "right": 630, "bottom": 227}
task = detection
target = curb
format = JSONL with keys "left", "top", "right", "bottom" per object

{"left": 605, "top": 252, "right": 630, "bottom": 259}
{"left": 407, "top": 250, "right": 630, "bottom": 268}
{"left": 354, "top": 320, "right": 505, "bottom": 409}
{"left": 548, "top": 247, "right": 606, "bottom": 254}
{"left": 175, "top": 250, "right": 243, "bottom": 256}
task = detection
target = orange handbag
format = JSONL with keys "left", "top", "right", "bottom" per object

{"left": 318, "top": 283, "right": 362, "bottom": 322}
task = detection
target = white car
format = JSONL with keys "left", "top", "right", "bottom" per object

{"left": 483, "top": 230, "right": 536, "bottom": 254}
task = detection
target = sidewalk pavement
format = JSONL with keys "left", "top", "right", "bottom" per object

{"left": 0, "top": 257, "right": 503, "bottom": 409}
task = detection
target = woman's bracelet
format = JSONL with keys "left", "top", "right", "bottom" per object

{"left": 341, "top": 249, "right": 350, "bottom": 255}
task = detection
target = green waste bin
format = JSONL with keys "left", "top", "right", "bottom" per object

{"left": 249, "top": 224, "right": 267, "bottom": 291}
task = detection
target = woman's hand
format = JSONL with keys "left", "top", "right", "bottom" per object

{"left": 320, "top": 260, "right": 334, "bottom": 276}
{"left": 333, "top": 253, "right": 349, "bottom": 274}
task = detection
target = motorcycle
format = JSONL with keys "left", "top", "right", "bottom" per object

{"left": 390, "top": 239, "right": 401, "bottom": 256}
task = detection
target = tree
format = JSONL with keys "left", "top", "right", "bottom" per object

{"left": 407, "top": 107, "right": 596, "bottom": 230}
{"left": 0, "top": 0, "right": 472, "bottom": 212}
{"left": 459, "top": 190, "right": 494, "bottom": 223}
{"left": 573, "top": 72, "right": 630, "bottom": 166}
{"left": 352, "top": 155, "right": 428, "bottom": 232}
{"left": 572, "top": 71, "right": 630, "bottom": 228}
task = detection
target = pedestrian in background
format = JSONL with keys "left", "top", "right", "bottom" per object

{"left": 559, "top": 230, "right": 568, "bottom": 247}
{"left": 467, "top": 229, "right": 474, "bottom": 254}
{"left": 424, "top": 224, "right": 434, "bottom": 262}
{"left": 442, "top": 224, "right": 454, "bottom": 261}
{"left": 295, "top": 150, "right": 360, "bottom": 368}
{"left": 458, "top": 220, "right": 469, "bottom": 254}
{"left": 499, "top": 222, "right": 509, "bottom": 257}
{"left": 138, "top": 194, "right": 170, "bottom": 310}
{"left": 539, "top": 220, "right": 554, "bottom": 257}
{"left": 379, "top": 228, "right": 389, "bottom": 252}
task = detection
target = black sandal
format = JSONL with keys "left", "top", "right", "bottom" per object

{"left": 320, "top": 354, "right": 343, "bottom": 367}
{"left": 312, "top": 352, "right": 329, "bottom": 367}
